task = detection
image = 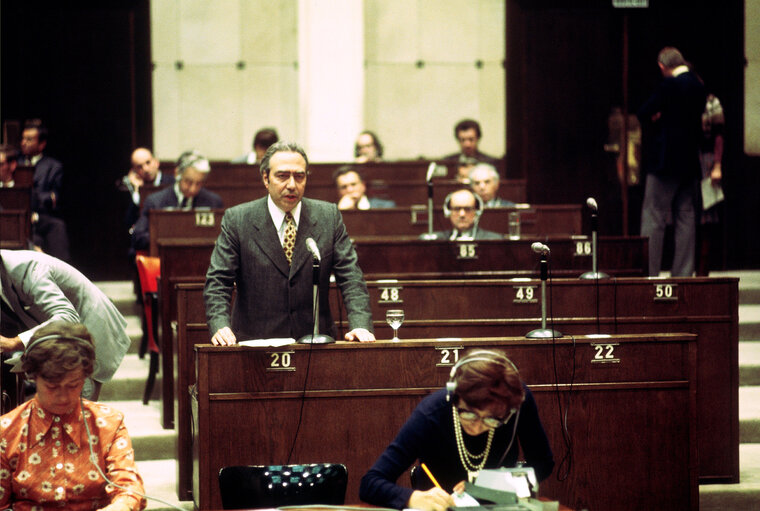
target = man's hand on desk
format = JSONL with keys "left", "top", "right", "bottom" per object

{"left": 211, "top": 327, "right": 237, "bottom": 346}
{"left": 408, "top": 488, "right": 455, "bottom": 511}
{"left": 344, "top": 328, "right": 375, "bottom": 343}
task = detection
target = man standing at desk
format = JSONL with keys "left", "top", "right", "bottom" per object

{"left": 205, "top": 141, "right": 375, "bottom": 345}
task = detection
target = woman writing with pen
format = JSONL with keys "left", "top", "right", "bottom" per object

{"left": 359, "top": 350, "right": 554, "bottom": 511}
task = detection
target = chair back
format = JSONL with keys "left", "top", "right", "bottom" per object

{"left": 135, "top": 254, "right": 161, "bottom": 294}
{"left": 218, "top": 463, "right": 348, "bottom": 510}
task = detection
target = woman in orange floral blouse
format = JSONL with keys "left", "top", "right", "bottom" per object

{"left": 0, "top": 321, "right": 146, "bottom": 511}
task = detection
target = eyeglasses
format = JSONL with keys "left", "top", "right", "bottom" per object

{"left": 457, "top": 407, "right": 513, "bottom": 429}
{"left": 452, "top": 206, "right": 477, "bottom": 213}
{"left": 272, "top": 171, "right": 308, "bottom": 183}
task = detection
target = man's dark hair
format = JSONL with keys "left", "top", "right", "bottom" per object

{"left": 253, "top": 128, "right": 279, "bottom": 151}
{"left": 354, "top": 130, "right": 384, "bottom": 158}
{"left": 332, "top": 165, "right": 364, "bottom": 185}
{"left": 260, "top": 141, "right": 309, "bottom": 178}
{"left": 23, "top": 118, "right": 48, "bottom": 143}
{"left": 657, "top": 47, "right": 686, "bottom": 69}
{"left": 454, "top": 119, "right": 481, "bottom": 139}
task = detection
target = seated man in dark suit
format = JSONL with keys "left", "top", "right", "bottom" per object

{"left": 469, "top": 163, "right": 515, "bottom": 207}
{"left": 205, "top": 141, "right": 375, "bottom": 346}
{"left": 232, "top": 127, "right": 279, "bottom": 164}
{"left": 119, "top": 147, "right": 175, "bottom": 233}
{"left": 333, "top": 165, "right": 396, "bottom": 210}
{"left": 131, "top": 150, "right": 224, "bottom": 252}
{"left": 442, "top": 119, "right": 500, "bottom": 183}
{"left": 19, "top": 119, "right": 70, "bottom": 261}
{"left": 429, "top": 188, "right": 503, "bottom": 241}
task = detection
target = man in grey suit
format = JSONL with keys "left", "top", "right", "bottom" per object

{"left": 430, "top": 188, "right": 503, "bottom": 241}
{"left": 205, "top": 141, "right": 375, "bottom": 345}
{"left": 468, "top": 163, "right": 516, "bottom": 208}
{"left": 0, "top": 250, "right": 131, "bottom": 400}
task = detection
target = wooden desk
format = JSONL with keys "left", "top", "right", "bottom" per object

{"left": 12, "top": 166, "right": 34, "bottom": 187}
{"left": 191, "top": 334, "right": 698, "bottom": 510}
{"left": 354, "top": 237, "right": 647, "bottom": 278}
{"left": 0, "top": 187, "right": 31, "bottom": 212}
{"left": 149, "top": 209, "right": 224, "bottom": 256}
{"left": 0, "top": 210, "right": 29, "bottom": 249}
{"left": 340, "top": 205, "right": 582, "bottom": 237}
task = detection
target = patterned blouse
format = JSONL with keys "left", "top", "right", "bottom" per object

{"left": 0, "top": 397, "right": 146, "bottom": 510}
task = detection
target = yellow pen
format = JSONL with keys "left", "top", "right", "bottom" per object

{"left": 420, "top": 463, "right": 443, "bottom": 490}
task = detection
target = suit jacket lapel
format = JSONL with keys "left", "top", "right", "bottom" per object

{"left": 250, "top": 199, "right": 291, "bottom": 277}
{"left": 291, "top": 200, "right": 319, "bottom": 276}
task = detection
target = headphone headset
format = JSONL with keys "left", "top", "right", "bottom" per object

{"left": 445, "top": 350, "right": 520, "bottom": 405}
{"left": 443, "top": 188, "right": 484, "bottom": 219}
{"left": 14, "top": 334, "right": 93, "bottom": 375}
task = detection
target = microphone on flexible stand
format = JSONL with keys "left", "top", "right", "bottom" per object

{"left": 526, "top": 242, "right": 562, "bottom": 339}
{"left": 297, "top": 238, "right": 335, "bottom": 344}
{"left": 420, "top": 162, "right": 439, "bottom": 240}
{"left": 580, "top": 197, "right": 609, "bottom": 279}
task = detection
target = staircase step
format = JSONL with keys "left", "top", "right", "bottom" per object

{"left": 101, "top": 353, "right": 161, "bottom": 401}
{"left": 137, "top": 459, "right": 193, "bottom": 510}
{"left": 740, "top": 342, "right": 760, "bottom": 386}
{"left": 740, "top": 305, "right": 760, "bottom": 341}
{"left": 699, "top": 443, "right": 760, "bottom": 510}
{"left": 740, "top": 387, "right": 760, "bottom": 443}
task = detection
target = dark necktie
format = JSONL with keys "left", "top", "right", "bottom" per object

{"left": 180, "top": 197, "right": 188, "bottom": 209}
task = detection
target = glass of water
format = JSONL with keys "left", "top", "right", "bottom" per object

{"left": 385, "top": 309, "right": 405, "bottom": 342}
{"left": 508, "top": 211, "right": 521, "bottom": 240}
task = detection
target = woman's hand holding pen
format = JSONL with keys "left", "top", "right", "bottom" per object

{"left": 408, "top": 488, "right": 454, "bottom": 511}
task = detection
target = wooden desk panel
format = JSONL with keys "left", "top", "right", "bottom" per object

{"left": 149, "top": 209, "right": 224, "bottom": 257}
{"left": 354, "top": 237, "right": 647, "bottom": 278}
{"left": 192, "top": 335, "right": 697, "bottom": 510}
{"left": 340, "top": 205, "right": 582, "bottom": 237}
{"left": 0, "top": 210, "right": 29, "bottom": 249}
{"left": 0, "top": 187, "right": 31, "bottom": 212}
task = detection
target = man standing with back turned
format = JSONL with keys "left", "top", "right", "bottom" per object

{"left": 204, "top": 141, "right": 375, "bottom": 345}
{"left": 638, "top": 47, "right": 706, "bottom": 276}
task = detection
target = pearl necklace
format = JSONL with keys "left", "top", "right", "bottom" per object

{"left": 452, "top": 406, "right": 495, "bottom": 480}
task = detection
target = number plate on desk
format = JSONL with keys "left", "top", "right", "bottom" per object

{"left": 574, "top": 240, "right": 592, "bottom": 257}
{"left": 436, "top": 346, "right": 464, "bottom": 367}
{"left": 456, "top": 243, "right": 478, "bottom": 259}
{"left": 267, "top": 351, "right": 296, "bottom": 372}
{"left": 590, "top": 343, "right": 620, "bottom": 364}
{"left": 195, "top": 211, "right": 216, "bottom": 227}
{"left": 653, "top": 283, "right": 678, "bottom": 302}
{"left": 378, "top": 286, "right": 403, "bottom": 304}
{"left": 513, "top": 285, "right": 538, "bottom": 303}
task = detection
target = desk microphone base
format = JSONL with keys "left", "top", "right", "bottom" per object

{"left": 297, "top": 334, "right": 335, "bottom": 344}
{"left": 580, "top": 271, "right": 610, "bottom": 279}
{"left": 525, "top": 328, "right": 563, "bottom": 339}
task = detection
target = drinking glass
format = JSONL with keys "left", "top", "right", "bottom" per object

{"left": 385, "top": 309, "right": 405, "bottom": 342}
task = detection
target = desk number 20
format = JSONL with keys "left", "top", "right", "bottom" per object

{"left": 268, "top": 351, "right": 296, "bottom": 371}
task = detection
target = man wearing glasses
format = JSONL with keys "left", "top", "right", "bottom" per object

{"left": 431, "top": 188, "right": 503, "bottom": 241}
{"left": 204, "top": 141, "right": 375, "bottom": 345}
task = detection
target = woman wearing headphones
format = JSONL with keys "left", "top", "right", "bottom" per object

{"left": 0, "top": 321, "right": 146, "bottom": 511}
{"left": 359, "top": 349, "right": 553, "bottom": 511}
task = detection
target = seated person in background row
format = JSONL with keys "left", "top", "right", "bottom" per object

{"left": 360, "top": 349, "right": 554, "bottom": 511}
{"left": 442, "top": 119, "right": 500, "bottom": 183}
{"left": 118, "top": 147, "right": 175, "bottom": 233}
{"left": 0, "top": 144, "right": 18, "bottom": 187}
{"left": 0, "top": 321, "right": 147, "bottom": 511}
{"left": 333, "top": 165, "right": 396, "bottom": 210}
{"left": 355, "top": 130, "right": 383, "bottom": 163}
{"left": 468, "top": 163, "right": 515, "bottom": 208}
{"left": 131, "top": 150, "right": 224, "bottom": 252}
{"left": 20, "top": 119, "right": 70, "bottom": 262}
{"left": 0, "top": 249, "right": 132, "bottom": 401}
{"left": 232, "top": 127, "right": 279, "bottom": 164}
{"left": 429, "top": 188, "right": 502, "bottom": 241}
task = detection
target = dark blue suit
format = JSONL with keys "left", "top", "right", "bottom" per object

{"left": 22, "top": 155, "right": 70, "bottom": 261}
{"left": 131, "top": 185, "right": 223, "bottom": 251}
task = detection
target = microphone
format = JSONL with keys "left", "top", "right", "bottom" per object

{"left": 531, "top": 242, "right": 550, "bottom": 255}
{"left": 586, "top": 197, "right": 598, "bottom": 212}
{"left": 426, "top": 161, "right": 436, "bottom": 183}
{"left": 305, "top": 237, "right": 321, "bottom": 261}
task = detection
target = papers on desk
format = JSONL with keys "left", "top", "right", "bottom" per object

{"left": 238, "top": 338, "right": 296, "bottom": 347}
{"left": 452, "top": 491, "right": 480, "bottom": 507}
{"left": 701, "top": 176, "right": 724, "bottom": 210}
